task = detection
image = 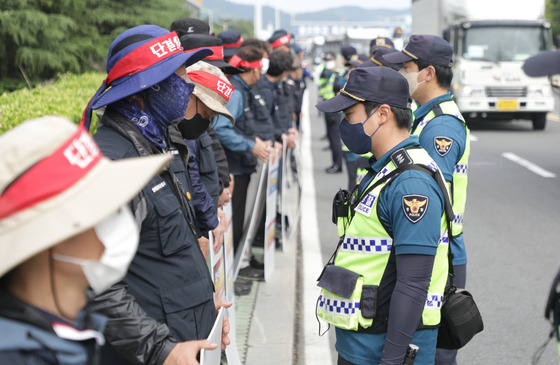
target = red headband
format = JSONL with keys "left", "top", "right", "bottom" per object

{"left": 270, "top": 34, "right": 291, "bottom": 49}
{"left": 0, "top": 128, "right": 102, "bottom": 219}
{"left": 228, "top": 55, "right": 263, "bottom": 69}
{"left": 186, "top": 46, "right": 223, "bottom": 60}
{"left": 105, "top": 32, "right": 183, "bottom": 86}
{"left": 187, "top": 70, "right": 235, "bottom": 101}
{"left": 223, "top": 37, "right": 243, "bottom": 49}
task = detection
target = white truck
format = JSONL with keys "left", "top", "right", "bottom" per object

{"left": 412, "top": 0, "right": 554, "bottom": 130}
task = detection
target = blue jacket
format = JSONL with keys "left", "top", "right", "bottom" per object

{"left": 184, "top": 137, "right": 219, "bottom": 235}
{"left": 214, "top": 75, "right": 258, "bottom": 175}
{"left": 0, "top": 291, "right": 106, "bottom": 364}
{"left": 92, "top": 110, "right": 215, "bottom": 364}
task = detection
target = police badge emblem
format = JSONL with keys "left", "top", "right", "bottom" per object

{"left": 402, "top": 195, "right": 429, "bottom": 223}
{"left": 434, "top": 136, "right": 453, "bottom": 157}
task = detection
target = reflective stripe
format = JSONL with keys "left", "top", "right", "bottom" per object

{"left": 341, "top": 235, "right": 393, "bottom": 254}
{"left": 425, "top": 292, "right": 444, "bottom": 309}
{"left": 318, "top": 294, "right": 361, "bottom": 317}
{"left": 454, "top": 163, "right": 468, "bottom": 175}
{"left": 453, "top": 214, "right": 464, "bottom": 225}
{"left": 439, "top": 231, "right": 449, "bottom": 246}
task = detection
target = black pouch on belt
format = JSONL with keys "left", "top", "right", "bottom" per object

{"left": 332, "top": 189, "right": 350, "bottom": 224}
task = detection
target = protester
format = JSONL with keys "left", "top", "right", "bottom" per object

{"left": 0, "top": 116, "right": 171, "bottom": 364}
{"left": 80, "top": 24, "right": 230, "bottom": 364}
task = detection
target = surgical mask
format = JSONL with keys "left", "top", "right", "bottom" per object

{"left": 339, "top": 106, "right": 380, "bottom": 155}
{"left": 261, "top": 58, "right": 270, "bottom": 74}
{"left": 399, "top": 68, "right": 426, "bottom": 97}
{"left": 176, "top": 98, "right": 211, "bottom": 140}
{"left": 325, "top": 60, "right": 336, "bottom": 70}
{"left": 53, "top": 205, "right": 139, "bottom": 295}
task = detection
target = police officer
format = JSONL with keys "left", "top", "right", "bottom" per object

{"left": 319, "top": 51, "right": 345, "bottom": 173}
{"left": 315, "top": 67, "right": 451, "bottom": 365}
{"left": 383, "top": 34, "right": 470, "bottom": 365}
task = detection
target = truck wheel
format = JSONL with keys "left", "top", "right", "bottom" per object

{"left": 532, "top": 113, "right": 547, "bottom": 130}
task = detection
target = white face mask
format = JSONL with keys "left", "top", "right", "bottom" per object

{"left": 399, "top": 68, "right": 427, "bottom": 98}
{"left": 53, "top": 205, "right": 139, "bottom": 295}
{"left": 261, "top": 58, "right": 270, "bottom": 74}
{"left": 325, "top": 60, "right": 336, "bottom": 70}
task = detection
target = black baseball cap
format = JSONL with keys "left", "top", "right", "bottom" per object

{"left": 170, "top": 18, "right": 210, "bottom": 37}
{"left": 316, "top": 67, "right": 410, "bottom": 113}
{"left": 345, "top": 54, "right": 369, "bottom": 67}
{"left": 341, "top": 45, "right": 358, "bottom": 61}
{"left": 269, "top": 30, "right": 292, "bottom": 49}
{"left": 523, "top": 50, "right": 560, "bottom": 77}
{"left": 370, "top": 47, "right": 402, "bottom": 71}
{"left": 370, "top": 37, "right": 394, "bottom": 54}
{"left": 179, "top": 34, "right": 243, "bottom": 75}
{"left": 218, "top": 30, "right": 243, "bottom": 58}
{"left": 383, "top": 34, "right": 453, "bottom": 67}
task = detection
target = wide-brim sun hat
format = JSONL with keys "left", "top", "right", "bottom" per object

{"left": 523, "top": 50, "right": 560, "bottom": 77}
{"left": 186, "top": 61, "right": 235, "bottom": 123}
{"left": 0, "top": 116, "right": 172, "bottom": 277}
{"left": 82, "top": 25, "right": 213, "bottom": 130}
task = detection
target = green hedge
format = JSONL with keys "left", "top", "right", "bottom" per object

{"left": 0, "top": 72, "right": 105, "bottom": 135}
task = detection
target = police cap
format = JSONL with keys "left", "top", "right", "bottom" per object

{"left": 523, "top": 50, "right": 560, "bottom": 77}
{"left": 370, "top": 37, "right": 394, "bottom": 54}
{"left": 383, "top": 34, "right": 453, "bottom": 67}
{"left": 341, "top": 45, "right": 357, "bottom": 61}
{"left": 315, "top": 67, "right": 409, "bottom": 113}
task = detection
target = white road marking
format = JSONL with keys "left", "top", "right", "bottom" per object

{"left": 301, "top": 92, "right": 335, "bottom": 365}
{"left": 547, "top": 113, "right": 560, "bottom": 123}
{"left": 502, "top": 152, "right": 556, "bottom": 178}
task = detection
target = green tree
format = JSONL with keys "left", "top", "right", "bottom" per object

{"left": 0, "top": 0, "right": 190, "bottom": 92}
{"left": 213, "top": 18, "right": 254, "bottom": 39}
{"left": 546, "top": 0, "right": 560, "bottom": 42}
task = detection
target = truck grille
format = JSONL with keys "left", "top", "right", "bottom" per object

{"left": 485, "top": 87, "right": 527, "bottom": 98}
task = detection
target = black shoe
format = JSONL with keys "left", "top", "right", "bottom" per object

{"left": 238, "top": 266, "right": 265, "bottom": 281}
{"left": 325, "top": 165, "right": 342, "bottom": 174}
{"left": 234, "top": 277, "right": 252, "bottom": 296}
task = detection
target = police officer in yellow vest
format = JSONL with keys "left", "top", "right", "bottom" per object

{"left": 383, "top": 35, "right": 470, "bottom": 365}
{"left": 319, "top": 52, "right": 345, "bottom": 173}
{"left": 316, "top": 67, "right": 451, "bottom": 365}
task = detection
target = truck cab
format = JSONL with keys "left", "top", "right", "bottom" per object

{"left": 447, "top": 20, "right": 553, "bottom": 129}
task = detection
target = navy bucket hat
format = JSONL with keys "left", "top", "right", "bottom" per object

{"left": 81, "top": 25, "right": 212, "bottom": 129}
{"left": 383, "top": 34, "right": 453, "bottom": 67}
{"left": 316, "top": 67, "right": 410, "bottom": 113}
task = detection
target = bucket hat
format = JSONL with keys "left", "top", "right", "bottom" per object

{"left": 269, "top": 30, "right": 291, "bottom": 49}
{"left": 0, "top": 116, "right": 172, "bottom": 277}
{"left": 186, "top": 62, "right": 235, "bottom": 123}
{"left": 81, "top": 25, "right": 213, "bottom": 129}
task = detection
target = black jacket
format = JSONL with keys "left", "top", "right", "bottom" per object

{"left": 87, "top": 110, "right": 215, "bottom": 365}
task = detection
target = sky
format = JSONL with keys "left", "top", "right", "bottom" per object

{"left": 226, "top": 0, "right": 411, "bottom": 14}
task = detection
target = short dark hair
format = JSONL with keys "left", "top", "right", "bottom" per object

{"left": 241, "top": 38, "right": 272, "bottom": 56}
{"left": 235, "top": 46, "right": 264, "bottom": 63}
{"left": 363, "top": 101, "right": 411, "bottom": 130}
{"left": 413, "top": 59, "right": 453, "bottom": 89}
{"left": 267, "top": 50, "right": 294, "bottom": 77}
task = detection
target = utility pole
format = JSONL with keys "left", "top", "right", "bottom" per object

{"left": 254, "top": 0, "right": 262, "bottom": 38}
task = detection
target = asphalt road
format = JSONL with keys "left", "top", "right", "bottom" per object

{"left": 304, "top": 86, "right": 560, "bottom": 364}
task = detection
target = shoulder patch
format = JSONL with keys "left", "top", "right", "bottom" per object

{"left": 402, "top": 194, "right": 429, "bottom": 223}
{"left": 390, "top": 148, "right": 413, "bottom": 167}
{"left": 434, "top": 136, "right": 453, "bottom": 157}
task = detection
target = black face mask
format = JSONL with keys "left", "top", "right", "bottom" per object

{"left": 177, "top": 99, "right": 211, "bottom": 140}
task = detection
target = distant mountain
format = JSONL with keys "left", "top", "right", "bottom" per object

{"left": 203, "top": 0, "right": 409, "bottom": 30}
